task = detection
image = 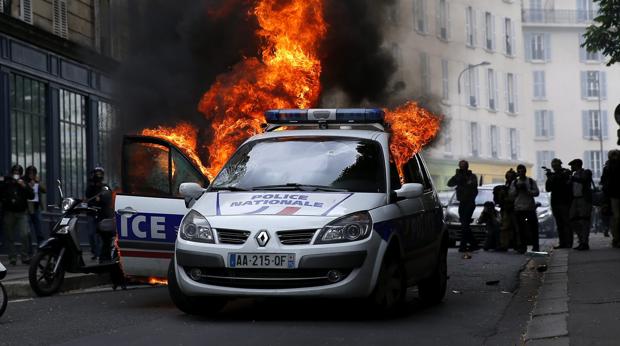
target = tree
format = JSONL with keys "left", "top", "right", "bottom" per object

{"left": 582, "top": 0, "right": 620, "bottom": 66}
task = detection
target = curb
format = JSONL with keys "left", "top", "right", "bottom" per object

{"left": 524, "top": 249, "right": 570, "bottom": 345}
{"left": 4, "top": 273, "right": 113, "bottom": 299}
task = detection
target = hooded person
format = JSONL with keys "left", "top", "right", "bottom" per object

{"left": 447, "top": 160, "right": 480, "bottom": 252}
{"left": 85, "top": 167, "right": 113, "bottom": 262}
{"left": 509, "top": 164, "right": 540, "bottom": 253}
{"left": 568, "top": 159, "right": 593, "bottom": 250}
{"left": 0, "top": 164, "right": 35, "bottom": 265}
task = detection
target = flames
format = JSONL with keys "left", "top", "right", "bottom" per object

{"left": 141, "top": 0, "right": 441, "bottom": 182}
{"left": 385, "top": 102, "right": 442, "bottom": 178}
{"left": 147, "top": 277, "right": 168, "bottom": 286}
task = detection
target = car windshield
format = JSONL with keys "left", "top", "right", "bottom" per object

{"left": 449, "top": 189, "right": 494, "bottom": 206}
{"left": 210, "top": 136, "right": 386, "bottom": 193}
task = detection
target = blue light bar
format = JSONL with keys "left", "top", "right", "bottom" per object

{"left": 265, "top": 108, "right": 385, "bottom": 124}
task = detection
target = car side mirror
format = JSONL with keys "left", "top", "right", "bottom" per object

{"left": 394, "top": 183, "right": 424, "bottom": 200}
{"left": 179, "top": 183, "right": 206, "bottom": 208}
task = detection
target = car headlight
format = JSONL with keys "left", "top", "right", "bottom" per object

{"left": 179, "top": 210, "right": 214, "bottom": 243}
{"left": 316, "top": 212, "right": 372, "bottom": 244}
{"left": 61, "top": 198, "right": 76, "bottom": 212}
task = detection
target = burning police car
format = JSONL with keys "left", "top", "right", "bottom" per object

{"left": 166, "top": 109, "right": 447, "bottom": 315}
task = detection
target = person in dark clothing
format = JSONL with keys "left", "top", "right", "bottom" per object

{"left": 479, "top": 202, "right": 500, "bottom": 251}
{"left": 493, "top": 169, "right": 517, "bottom": 251}
{"left": 600, "top": 150, "right": 620, "bottom": 248}
{"left": 85, "top": 167, "right": 113, "bottom": 262}
{"left": 544, "top": 158, "right": 573, "bottom": 249}
{"left": 509, "top": 164, "right": 540, "bottom": 253}
{"left": 568, "top": 159, "right": 593, "bottom": 251}
{"left": 447, "top": 160, "right": 479, "bottom": 252}
{"left": 24, "top": 166, "right": 46, "bottom": 256}
{"left": 0, "top": 165, "right": 35, "bottom": 265}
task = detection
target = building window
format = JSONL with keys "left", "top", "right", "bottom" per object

{"left": 505, "top": 73, "right": 518, "bottom": 114}
{"left": 10, "top": 74, "right": 47, "bottom": 183}
{"left": 59, "top": 89, "right": 87, "bottom": 198}
{"left": 526, "top": 33, "right": 549, "bottom": 61}
{"left": 581, "top": 71, "right": 607, "bottom": 99}
{"left": 413, "top": 0, "right": 427, "bottom": 34}
{"left": 536, "top": 151, "right": 555, "bottom": 180}
{"left": 582, "top": 110, "right": 609, "bottom": 139}
{"left": 585, "top": 150, "right": 604, "bottom": 180}
{"left": 437, "top": 0, "right": 450, "bottom": 40}
{"left": 441, "top": 59, "right": 449, "bottom": 101}
{"left": 465, "top": 66, "right": 480, "bottom": 107}
{"left": 490, "top": 125, "right": 500, "bottom": 158}
{"left": 443, "top": 124, "right": 452, "bottom": 154}
{"left": 420, "top": 52, "right": 430, "bottom": 93}
{"left": 487, "top": 68, "right": 498, "bottom": 110}
{"left": 509, "top": 128, "right": 520, "bottom": 160}
{"left": 533, "top": 71, "right": 546, "bottom": 100}
{"left": 52, "top": 0, "right": 69, "bottom": 39}
{"left": 470, "top": 122, "right": 480, "bottom": 157}
{"left": 484, "top": 12, "right": 495, "bottom": 51}
{"left": 577, "top": 0, "right": 599, "bottom": 22}
{"left": 20, "top": 0, "right": 33, "bottom": 24}
{"left": 98, "top": 101, "right": 118, "bottom": 188}
{"left": 534, "top": 110, "right": 554, "bottom": 139}
{"left": 504, "top": 18, "right": 515, "bottom": 56}
{"left": 465, "top": 6, "right": 476, "bottom": 47}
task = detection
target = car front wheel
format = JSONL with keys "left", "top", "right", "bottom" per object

{"left": 418, "top": 239, "right": 448, "bottom": 305}
{"left": 167, "top": 259, "right": 227, "bottom": 316}
{"left": 369, "top": 251, "right": 406, "bottom": 314}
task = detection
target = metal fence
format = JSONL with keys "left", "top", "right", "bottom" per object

{"left": 522, "top": 9, "right": 596, "bottom": 25}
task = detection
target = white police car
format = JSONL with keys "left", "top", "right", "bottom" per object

{"left": 167, "top": 108, "right": 447, "bottom": 315}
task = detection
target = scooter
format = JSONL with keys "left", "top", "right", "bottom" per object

{"left": 28, "top": 180, "right": 126, "bottom": 297}
{"left": 0, "top": 261, "right": 7, "bottom": 317}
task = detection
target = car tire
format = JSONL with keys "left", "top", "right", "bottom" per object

{"left": 418, "top": 238, "right": 448, "bottom": 305}
{"left": 447, "top": 238, "right": 457, "bottom": 248}
{"left": 369, "top": 251, "right": 406, "bottom": 314}
{"left": 167, "top": 259, "right": 227, "bottom": 316}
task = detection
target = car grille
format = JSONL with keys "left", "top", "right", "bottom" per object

{"left": 216, "top": 229, "right": 251, "bottom": 244}
{"left": 184, "top": 268, "right": 352, "bottom": 289}
{"left": 277, "top": 229, "right": 317, "bottom": 245}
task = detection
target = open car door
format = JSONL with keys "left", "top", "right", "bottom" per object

{"left": 115, "top": 135, "right": 208, "bottom": 279}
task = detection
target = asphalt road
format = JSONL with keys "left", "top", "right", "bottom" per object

{"left": 0, "top": 246, "right": 548, "bottom": 346}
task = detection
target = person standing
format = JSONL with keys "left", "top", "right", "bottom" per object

{"left": 544, "top": 159, "right": 573, "bottom": 249}
{"left": 509, "top": 164, "right": 540, "bottom": 253}
{"left": 0, "top": 165, "right": 35, "bottom": 265}
{"left": 24, "top": 166, "right": 46, "bottom": 256}
{"left": 493, "top": 168, "right": 517, "bottom": 251}
{"left": 85, "top": 167, "right": 113, "bottom": 262}
{"left": 600, "top": 150, "right": 620, "bottom": 248}
{"left": 447, "top": 160, "right": 480, "bottom": 252}
{"left": 568, "top": 159, "right": 593, "bottom": 251}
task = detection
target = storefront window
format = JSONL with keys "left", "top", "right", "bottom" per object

{"left": 59, "top": 89, "right": 87, "bottom": 197}
{"left": 10, "top": 74, "right": 47, "bottom": 182}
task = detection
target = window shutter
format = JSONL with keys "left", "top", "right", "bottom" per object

{"left": 584, "top": 151, "right": 591, "bottom": 171}
{"left": 544, "top": 33, "right": 551, "bottom": 61}
{"left": 582, "top": 111, "right": 589, "bottom": 138}
{"left": 549, "top": 111, "right": 555, "bottom": 138}
{"left": 474, "top": 68, "right": 480, "bottom": 106}
{"left": 580, "top": 71, "right": 587, "bottom": 99}
{"left": 524, "top": 33, "right": 532, "bottom": 61}
{"left": 491, "top": 14, "right": 496, "bottom": 50}
{"left": 602, "top": 110, "right": 609, "bottom": 139}
{"left": 579, "top": 34, "right": 586, "bottom": 62}
{"left": 511, "top": 21, "right": 516, "bottom": 55}
{"left": 465, "top": 122, "right": 473, "bottom": 156}
{"left": 503, "top": 73, "right": 508, "bottom": 112}
{"left": 494, "top": 71, "right": 499, "bottom": 109}
{"left": 535, "top": 111, "right": 541, "bottom": 137}
{"left": 516, "top": 129, "right": 521, "bottom": 160}
{"left": 465, "top": 7, "right": 471, "bottom": 45}
{"left": 502, "top": 17, "right": 507, "bottom": 53}
{"left": 536, "top": 152, "right": 543, "bottom": 175}
{"left": 446, "top": 2, "right": 451, "bottom": 40}
{"left": 464, "top": 65, "right": 471, "bottom": 103}
{"left": 514, "top": 74, "right": 519, "bottom": 113}
{"left": 541, "top": 71, "right": 546, "bottom": 98}
{"left": 20, "top": 0, "right": 33, "bottom": 24}
{"left": 601, "top": 71, "right": 607, "bottom": 99}
{"left": 53, "top": 0, "right": 69, "bottom": 39}
{"left": 473, "top": 10, "right": 477, "bottom": 46}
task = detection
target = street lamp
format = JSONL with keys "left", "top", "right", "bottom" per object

{"left": 457, "top": 61, "right": 491, "bottom": 95}
{"left": 596, "top": 76, "right": 604, "bottom": 177}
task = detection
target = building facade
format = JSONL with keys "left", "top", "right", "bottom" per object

{"left": 384, "top": 0, "right": 532, "bottom": 189}
{"left": 521, "top": 0, "right": 620, "bottom": 183}
{"left": 0, "top": 0, "right": 127, "bottom": 202}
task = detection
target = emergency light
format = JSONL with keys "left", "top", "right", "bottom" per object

{"left": 265, "top": 108, "right": 385, "bottom": 124}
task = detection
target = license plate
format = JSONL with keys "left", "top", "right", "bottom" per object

{"left": 60, "top": 218, "right": 70, "bottom": 226}
{"left": 228, "top": 253, "right": 295, "bottom": 269}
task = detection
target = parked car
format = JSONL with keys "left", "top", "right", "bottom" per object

{"left": 535, "top": 192, "right": 557, "bottom": 238}
{"left": 445, "top": 185, "right": 496, "bottom": 247}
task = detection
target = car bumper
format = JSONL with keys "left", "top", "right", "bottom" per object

{"left": 174, "top": 231, "right": 386, "bottom": 298}
{"left": 446, "top": 222, "right": 488, "bottom": 244}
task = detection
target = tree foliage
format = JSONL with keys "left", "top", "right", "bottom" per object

{"left": 583, "top": 0, "right": 620, "bottom": 66}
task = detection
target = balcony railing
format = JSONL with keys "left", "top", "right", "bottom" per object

{"left": 522, "top": 9, "right": 596, "bottom": 25}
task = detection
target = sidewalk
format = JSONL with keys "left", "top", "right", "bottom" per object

{"left": 525, "top": 233, "right": 620, "bottom": 345}
{"left": 0, "top": 254, "right": 113, "bottom": 299}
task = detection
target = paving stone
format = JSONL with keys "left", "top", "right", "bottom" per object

{"left": 526, "top": 314, "right": 568, "bottom": 340}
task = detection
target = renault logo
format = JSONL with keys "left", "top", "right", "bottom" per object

{"left": 256, "top": 230, "right": 270, "bottom": 247}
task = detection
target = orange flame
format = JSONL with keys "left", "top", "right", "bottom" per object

{"left": 147, "top": 277, "right": 168, "bottom": 285}
{"left": 385, "top": 102, "right": 442, "bottom": 178}
{"left": 197, "top": 0, "right": 327, "bottom": 177}
{"left": 140, "top": 123, "right": 211, "bottom": 179}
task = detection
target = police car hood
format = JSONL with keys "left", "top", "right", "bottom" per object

{"left": 193, "top": 191, "right": 385, "bottom": 227}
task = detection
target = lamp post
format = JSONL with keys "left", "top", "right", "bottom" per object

{"left": 457, "top": 61, "right": 491, "bottom": 96}
{"left": 597, "top": 76, "right": 604, "bottom": 178}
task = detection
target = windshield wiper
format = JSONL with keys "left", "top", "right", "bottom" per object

{"left": 209, "top": 186, "right": 252, "bottom": 192}
{"left": 251, "top": 183, "right": 349, "bottom": 192}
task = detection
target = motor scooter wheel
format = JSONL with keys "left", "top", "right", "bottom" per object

{"left": 0, "top": 283, "right": 7, "bottom": 317}
{"left": 28, "top": 250, "right": 66, "bottom": 297}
